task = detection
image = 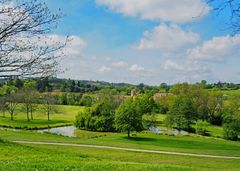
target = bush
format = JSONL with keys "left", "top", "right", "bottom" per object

{"left": 143, "top": 114, "right": 157, "bottom": 129}
{"left": 75, "top": 94, "right": 120, "bottom": 132}
{"left": 223, "top": 123, "right": 239, "bottom": 141}
{"left": 195, "top": 120, "right": 209, "bottom": 136}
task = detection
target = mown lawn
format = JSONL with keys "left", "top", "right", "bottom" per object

{"left": 0, "top": 140, "right": 194, "bottom": 171}
{"left": 0, "top": 130, "right": 240, "bottom": 170}
{"left": 0, "top": 105, "right": 85, "bottom": 129}
{"left": 1, "top": 129, "right": 240, "bottom": 157}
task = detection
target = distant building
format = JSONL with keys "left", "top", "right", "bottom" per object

{"left": 153, "top": 93, "right": 172, "bottom": 100}
{"left": 131, "top": 89, "right": 137, "bottom": 97}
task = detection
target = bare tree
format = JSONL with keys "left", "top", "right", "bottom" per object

{"left": 19, "top": 87, "right": 38, "bottom": 121}
{"left": 0, "top": 96, "right": 7, "bottom": 117}
{"left": 41, "top": 92, "right": 58, "bottom": 121}
{"left": 0, "top": 0, "right": 68, "bottom": 78}
{"left": 208, "top": 0, "right": 240, "bottom": 34}
{"left": 5, "top": 91, "right": 20, "bottom": 120}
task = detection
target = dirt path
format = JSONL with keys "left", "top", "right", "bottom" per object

{"left": 13, "top": 140, "right": 240, "bottom": 159}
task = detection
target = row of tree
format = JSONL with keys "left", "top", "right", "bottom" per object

{"left": 0, "top": 81, "right": 59, "bottom": 122}
{"left": 75, "top": 92, "right": 158, "bottom": 137}
{"left": 167, "top": 83, "right": 240, "bottom": 140}
{"left": 75, "top": 83, "right": 240, "bottom": 140}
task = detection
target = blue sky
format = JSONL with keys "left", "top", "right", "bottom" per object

{"left": 41, "top": 0, "right": 240, "bottom": 85}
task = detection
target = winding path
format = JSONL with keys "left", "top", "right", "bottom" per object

{"left": 13, "top": 140, "right": 240, "bottom": 159}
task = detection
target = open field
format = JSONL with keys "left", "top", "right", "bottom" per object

{"left": 0, "top": 130, "right": 240, "bottom": 170}
{"left": 220, "top": 90, "right": 240, "bottom": 96}
{"left": 0, "top": 105, "right": 85, "bottom": 129}
{"left": 1, "top": 129, "right": 240, "bottom": 156}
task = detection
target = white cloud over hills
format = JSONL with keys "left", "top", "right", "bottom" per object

{"left": 138, "top": 24, "right": 200, "bottom": 52}
{"left": 96, "top": 0, "right": 210, "bottom": 23}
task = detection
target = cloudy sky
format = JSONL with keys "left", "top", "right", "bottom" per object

{"left": 42, "top": 0, "right": 240, "bottom": 85}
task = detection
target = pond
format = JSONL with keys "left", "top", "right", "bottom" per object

{"left": 149, "top": 126, "right": 189, "bottom": 136}
{"left": 0, "top": 126, "right": 78, "bottom": 137}
{"left": 1, "top": 125, "right": 188, "bottom": 137}
{"left": 37, "top": 126, "right": 77, "bottom": 137}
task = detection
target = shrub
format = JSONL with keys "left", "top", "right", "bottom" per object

{"left": 195, "top": 120, "right": 209, "bottom": 136}
{"left": 223, "top": 123, "right": 239, "bottom": 141}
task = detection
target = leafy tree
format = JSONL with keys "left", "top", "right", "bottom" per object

{"left": 75, "top": 91, "right": 120, "bottom": 131}
{"left": 195, "top": 120, "right": 209, "bottom": 136}
{"left": 79, "top": 95, "right": 94, "bottom": 107}
{"left": 60, "top": 93, "right": 68, "bottom": 105}
{"left": 135, "top": 94, "right": 157, "bottom": 114}
{"left": 167, "top": 95, "right": 197, "bottom": 132}
{"left": 143, "top": 113, "right": 157, "bottom": 129}
{"left": 207, "top": 92, "right": 224, "bottom": 125}
{"left": 223, "top": 96, "right": 240, "bottom": 140}
{"left": 223, "top": 111, "right": 240, "bottom": 141}
{"left": 115, "top": 98, "right": 144, "bottom": 137}
{"left": 13, "top": 79, "right": 24, "bottom": 88}
{"left": 60, "top": 81, "right": 68, "bottom": 92}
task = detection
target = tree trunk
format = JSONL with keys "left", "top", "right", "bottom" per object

{"left": 47, "top": 111, "right": 50, "bottom": 121}
{"left": 127, "top": 130, "right": 130, "bottom": 138}
{"left": 26, "top": 107, "right": 30, "bottom": 122}
{"left": 10, "top": 112, "right": 13, "bottom": 120}
{"left": 30, "top": 109, "right": 33, "bottom": 120}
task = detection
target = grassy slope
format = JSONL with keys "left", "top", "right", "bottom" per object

{"left": 1, "top": 129, "right": 240, "bottom": 156}
{"left": 0, "top": 105, "right": 84, "bottom": 129}
{"left": 0, "top": 130, "right": 240, "bottom": 170}
{"left": 0, "top": 141, "right": 193, "bottom": 171}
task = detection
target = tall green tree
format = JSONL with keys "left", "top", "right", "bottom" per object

{"left": 115, "top": 98, "right": 144, "bottom": 137}
{"left": 167, "top": 95, "right": 197, "bottom": 132}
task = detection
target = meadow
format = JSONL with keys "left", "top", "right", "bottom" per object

{"left": 0, "top": 90, "right": 239, "bottom": 170}
{"left": 0, "top": 105, "right": 85, "bottom": 129}
{"left": 0, "top": 129, "right": 240, "bottom": 171}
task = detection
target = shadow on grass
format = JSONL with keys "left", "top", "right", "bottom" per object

{"left": 122, "top": 136, "right": 157, "bottom": 142}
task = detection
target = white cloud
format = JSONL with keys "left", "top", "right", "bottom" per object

{"left": 129, "top": 64, "right": 145, "bottom": 72}
{"left": 163, "top": 59, "right": 211, "bottom": 74}
{"left": 163, "top": 60, "right": 184, "bottom": 71}
{"left": 98, "top": 66, "right": 112, "bottom": 73}
{"left": 111, "top": 61, "right": 128, "bottom": 67}
{"left": 188, "top": 35, "right": 240, "bottom": 61}
{"left": 96, "top": 0, "right": 210, "bottom": 23}
{"left": 138, "top": 24, "right": 199, "bottom": 51}
{"left": 64, "top": 36, "right": 87, "bottom": 57}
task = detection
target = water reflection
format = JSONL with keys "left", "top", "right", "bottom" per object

{"left": 149, "top": 126, "right": 189, "bottom": 135}
{"left": 37, "top": 126, "right": 77, "bottom": 137}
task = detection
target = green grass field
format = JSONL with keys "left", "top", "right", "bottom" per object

{"left": 0, "top": 105, "right": 85, "bottom": 129}
{"left": 0, "top": 104, "right": 239, "bottom": 170}
{"left": 220, "top": 90, "right": 240, "bottom": 96}
{"left": 0, "top": 129, "right": 240, "bottom": 170}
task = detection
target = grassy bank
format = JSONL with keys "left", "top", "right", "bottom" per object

{"left": 0, "top": 130, "right": 240, "bottom": 170}
{"left": 1, "top": 129, "right": 240, "bottom": 156}
{"left": 0, "top": 105, "right": 84, "bottom": 129}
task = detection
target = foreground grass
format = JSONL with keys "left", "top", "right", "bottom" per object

{"left": 1, "top": 129, "right": 240, "bottom": 156}
{"left": 0, "top": 140, "right": 194, "bottom": 171}
{"left": 0, "top": 131, "right": 240, "bottom": 170}
{"left": 0, "top": 105, "right": 84, "bottom": 129}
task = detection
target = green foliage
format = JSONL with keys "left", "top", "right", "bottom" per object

{"left": 195, "top": 120, "right": 209, "bottom": 136}
{"left": 115, "top": 98, "right": 144, "bottom": 137}
{"left": 223, "top": 110, "right": 240, "bottom": 140}
{"left": 79, "top": 95, "right": 94, "bottom": 107}
{"left": 142, "top": 113, "right": 157, "bottom": 128}
{"left": 75, "top": 93, "right": 120, "bottom": 132}
{"left": 167, "top": 95, "right": 197, "bottom": 132}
